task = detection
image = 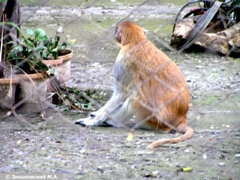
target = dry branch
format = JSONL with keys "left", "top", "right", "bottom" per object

{"left": 171, "top": 18, "right": 240, "bottom": 56}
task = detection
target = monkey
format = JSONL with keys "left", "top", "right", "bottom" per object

{"left": 75, "top": 21, "right": 193, "bottom": 148}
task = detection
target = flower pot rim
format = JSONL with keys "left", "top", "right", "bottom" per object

{"left": 59, "top": 49, "right": 73, "bottom": 62}
{"left": 0, "top": 77, "right": 19, "bottom": 84}
{"left": 17, "top": 72, "right": 47, "bottom": 80}
{"left": 42, "top": 58, "right": 63, "bottom": 66}
{"left": 59, "top": 48, "right": 73, "bottom": 54}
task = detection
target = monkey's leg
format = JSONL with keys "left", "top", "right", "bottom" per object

{"left": 103, "top": 97, "right": 134, "bottom": 127}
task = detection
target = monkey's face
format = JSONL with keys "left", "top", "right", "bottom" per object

{"left": 115, "top": 26, "right": 122, "bottom": 44}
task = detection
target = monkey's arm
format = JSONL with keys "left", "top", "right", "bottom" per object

{"left": 75, "top": 91, "right": 127, "bottom": 126}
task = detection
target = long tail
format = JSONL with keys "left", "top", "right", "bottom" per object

{"left": 147, "top": 124, "right": 194, "bottom": 149}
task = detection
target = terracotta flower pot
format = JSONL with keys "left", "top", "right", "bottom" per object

{"left": 42, "top": 49, "right": 73, "bottom": 85}
{"left": 0, "top": 77, "right": 19, "bottom": 109}
{"left": 58, "top": 49, "right": 73, "bottom": 84}
{"left": 42, "top": 58, "right": 63, "bottom": 92}
{"left": 15, "top": 72, "right": 50, "bottom": 113}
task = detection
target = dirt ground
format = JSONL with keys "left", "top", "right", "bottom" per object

{"left": 0, "top": 1, "right": 240, "bottom": 180}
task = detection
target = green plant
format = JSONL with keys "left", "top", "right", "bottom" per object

{"left": 2, "top": 22, "right": 74, "bottom": 74}
{"left": 6, "top": 28, "right": 49, "bottom": 73}
{"left": 50, "top": 87, "right": 109, "bottom": 112}
{"left": 25, "top": 27, "right": 74, "bottom": 60}
{"left": 56, "top": 87, "right": 93, "bottom": 111}
{"left": 41, "top": 34, "right": 67, "bottom": 60}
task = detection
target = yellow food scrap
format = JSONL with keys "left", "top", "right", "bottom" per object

{"left": 70, "top": 39, "right": 76, "bottom": 44}
{"left": 126, "top": 132, "right": 134, "bottom": 142}
{"left": 183, "top": 167, "right": 193, "bottom": 172}
{"left": 16, "top": 140, "right": 21, "bottom": 145}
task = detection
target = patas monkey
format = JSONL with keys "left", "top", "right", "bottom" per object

{"left": 75, "top": 21, "right": 193, "bottom": 148}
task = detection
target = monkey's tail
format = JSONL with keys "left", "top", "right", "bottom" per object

{"left": 146, "top": 123, "right": 193, "bottom": 149}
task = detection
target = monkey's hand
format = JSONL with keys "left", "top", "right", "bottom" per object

{"left": 75, "top": 112, "right": 109, "bottom": 126}
{"left": 75, "top": 112, "right": 97, "bottom": 126}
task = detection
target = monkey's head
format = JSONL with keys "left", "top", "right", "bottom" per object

{"left": 115, "top": 21, "right": 146, "bottom": 46}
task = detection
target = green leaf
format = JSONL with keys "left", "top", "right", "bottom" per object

{"left": 58, "top": 42, "right": 67, "bottom": 51}
{"left": 81, "top": 103, "right": 92, "bottom": 110}
{"left": 49, "top": 67, "right": 55, "bottom": 75}
{"left": 54, "top": 36, "right": 60, "bottom": 47}
{"left": 42, "top": 35, "right": 48, "bottom": 41}
{"left": 52, "top": 51, "right": 58, "bottom": 59}
{"left": 26, "top": 28, "right": 34, "bottom": 36}
{"left": 41, "top": 51, "right": 48, "bottom": 60}
{"left": 35, "top": 28, "right": 46, "bottom": 40}
{"left": 23, "top": 38, "right": 34, "bottom": 48}
{"left": 12, "top": 45, "right": 24, "bottom": 51}
{"left": 35, "top": 61, "right": 49, "bottom": 71}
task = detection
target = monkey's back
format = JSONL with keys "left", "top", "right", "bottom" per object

{"left": 123, "top": 40, "right": 190, "bottom": 129}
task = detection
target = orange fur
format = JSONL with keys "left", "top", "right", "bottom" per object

{"left": 76, "top": 21, "right": 193, "bottom": 148}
